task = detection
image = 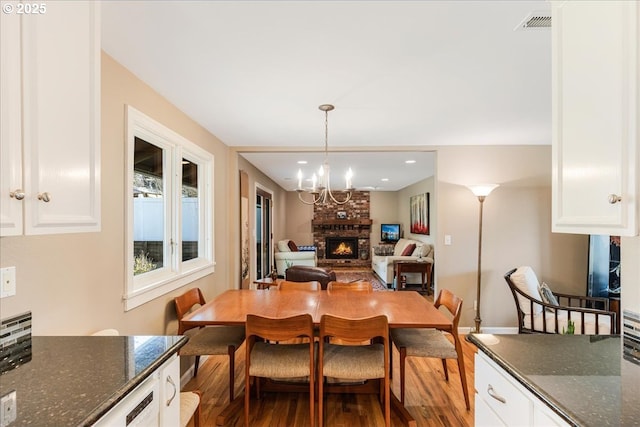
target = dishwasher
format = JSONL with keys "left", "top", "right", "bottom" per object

{"left": 93, "top": 374, "right": 160, "bottom": 426}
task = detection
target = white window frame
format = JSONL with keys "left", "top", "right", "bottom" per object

{"left": 125, "top": 106, "right": 214, "bottom": 311}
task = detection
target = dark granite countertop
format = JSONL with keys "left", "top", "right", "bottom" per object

{"left": 467, "top": 334, "right": 639, "bottom": 427}
{"left": 0, "top": 335, "right": 187, "bottom": 426}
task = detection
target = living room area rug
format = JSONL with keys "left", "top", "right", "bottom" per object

{"left": 333, "top": 269, "right": 390, "bottom": 291}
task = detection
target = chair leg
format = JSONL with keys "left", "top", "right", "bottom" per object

{"left": 228, "top": 346, "right": 236, "bottom": 402}
{"left": 389, "top": 342, "right": 393, "bottom": 380}
{"left": 441, "top": 358, "right": 449, "bottom": 381}
{"left": 384, "top": 374, "right": 390, "bottom": 427}
{"left": 245, "top": 375, "right": 251, "bottom": 426}
{"left": 452, "top": 335, "right": 471, "bottom": 411}
{"left": 309, "top": 363, "right": 315, "bottom": 427}
{"left": 456, "top": 357, "right": 471, "bottom": 410}
{"left": 318, "top": 367, "right": 324, "bottom": 427}
{"left": 194, "top": 397, "right": 201, "bottom": 427}
{"left": 194, "top": 355, "right": 200, "bottom": 376}
{"left": 399, "top": 347, "right": 407, "bottom": 404}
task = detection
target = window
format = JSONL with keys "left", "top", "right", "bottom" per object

{"left": 125, "top": 106, "right": 214, "bottom": 311}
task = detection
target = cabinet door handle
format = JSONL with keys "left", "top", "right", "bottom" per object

{"left": 608, "top": 194, "right": 622, "bottom": 204}
{"left": 10, "top": 189, "right": 25, "bottom": 200}
{"left": 487, "top": 384, "right": 506, "bottom": 404}
{"left": 166, "top": 374, "right": 177, "bottom": 407}
{"left": 37, "top": 192, "right": 51, "bottom": 202}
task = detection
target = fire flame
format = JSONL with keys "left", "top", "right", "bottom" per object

{"left": 333, "top": 242, "right": 353, "bottom": 255}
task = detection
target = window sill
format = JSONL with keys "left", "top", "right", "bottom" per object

{"left": 124, "top": 263, "right": 214, "bottom": 311}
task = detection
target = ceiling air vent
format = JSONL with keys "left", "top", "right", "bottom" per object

{"left": 514, "top": 11, "right": 551, "bottom": 31}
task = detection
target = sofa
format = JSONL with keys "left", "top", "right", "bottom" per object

{"left": 371, "top": 238, "right": 434, "bottom": 286}
{"left": 274, "top": 239, "right": 317, "bottom": 276}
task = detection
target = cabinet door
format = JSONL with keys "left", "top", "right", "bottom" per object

{"left": 159, "top": 354, "right": 180, "bottom": 427}
{"left": 21, "top": 0, "right": 100, "bottom": 235}
{"left": 476, "top": 395, "right": 507, "bottom": 427}
{"left": 552, "top": 1, "right": 638, "bottom": 236}
{"left": 534, "top": 405, "right": 570, "bottom": 427}
{"left": 0, "top": 9, "right": 23, "bottom": 236}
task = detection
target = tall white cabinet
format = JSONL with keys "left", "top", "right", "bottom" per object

{"left": 0, "top": 1, "right": 100, "bottom": 236}
{"left": 552, "top": 0, "right": 639, "bottom": 236}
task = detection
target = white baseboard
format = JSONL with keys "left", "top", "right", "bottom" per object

{"left": 458, "top": 326, "right": 519, "bottom": 335}
{"left": 179, "top": 355, "right": 210, "bottom": 389}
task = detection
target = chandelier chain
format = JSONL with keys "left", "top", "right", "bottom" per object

{"left": 297, "top": 104, "right": 353, "bottom": 206}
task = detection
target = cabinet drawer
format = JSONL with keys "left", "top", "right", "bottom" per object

{"left": 475, "top": 353, "right": 532, "bottom": 426}
{"left": 476, "top": 393, "right": 506, "bottom": 427}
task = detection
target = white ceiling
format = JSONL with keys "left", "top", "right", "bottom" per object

{"left": 101, "top": 0, "right": 551, "bottom": 191}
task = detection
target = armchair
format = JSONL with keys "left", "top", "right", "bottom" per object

{"left": 285, "top": 265, "right": 336, "bottom": 290}
{"left": 505, "top": 266, "right": 616, "bottom": 335}
{"left": 274, "top": 239, "right": 317, "bottom": 276}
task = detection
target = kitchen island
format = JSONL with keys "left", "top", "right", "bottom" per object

{"left": 468, "top": 334, "right": 639, "bottom": 427}
{"left": 0, "top": 335, "right": 187, "bottom": 426}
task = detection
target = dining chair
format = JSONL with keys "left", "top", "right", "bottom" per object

{"left": 326, "top": 281, "right": 373, "bottom": 292}
{"left": 277, "top": 280, "right": 321, "bottom": 291}
{"left": 318, "top": 314, "right": 390, "bottom": 427}
{"left": 174, "top": 288, "right": 245, "bottom": 402}
{"left": 244, "top": 313, "right": 316, "bottom": 427}
{"left": 389, "top": 288, "right": 470, "bottom": 409}
{"left": 179, "top": 390, "right": 201, "bottom": 427}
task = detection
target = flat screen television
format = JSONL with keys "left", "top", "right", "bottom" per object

{"left": 381, "top": 224, "right": 401, "bottom": 243}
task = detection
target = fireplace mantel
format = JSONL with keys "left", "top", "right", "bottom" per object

{"left": 312, "top": 219, "right": 373, "bottom": 226}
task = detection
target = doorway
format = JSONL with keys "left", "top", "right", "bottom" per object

{"left": 255, "top": 187, "right": 273, "bottom": 279}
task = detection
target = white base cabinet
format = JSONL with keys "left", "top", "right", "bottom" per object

{"left": 551, "top": 0, "right": 639, "bottom": 236}
{"left": 93, "top": 354, "right": 180, "bottom": 427}
{"left": 0, "top": 0, "right": 100, "bottom": 236}
{"left": 475, "top": 352, "right": 569, "bottom": 427}
{"left": 158, "top": 354, "right": 181, "bottom": 426}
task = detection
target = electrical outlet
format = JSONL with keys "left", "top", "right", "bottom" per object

{"left": 444, "top": 235, "right": 452, "bottom": 245}
{"left": 473, "top": 300, "right": 477, "bottom": 311}
{"left": 0, "top": 267, "right": 16, "bottom": 298}
{"left": 0, "top": 390, "right": 17, "bottom": 427}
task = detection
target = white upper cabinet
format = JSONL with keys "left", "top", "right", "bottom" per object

{"left": 0, "top": 1, "right": 100, "bottom": 236}
{"left": 552, "top": 0, "right": 639, "bottom": 236}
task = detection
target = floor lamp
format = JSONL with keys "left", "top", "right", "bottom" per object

{"left": 467, "top": 184, "right": 499, "bottom": 334}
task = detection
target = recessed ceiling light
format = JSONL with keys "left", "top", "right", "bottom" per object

{"left": 381, "top": 178, "right": 389, "bottom": 182}
{"left": 405, "top": 160, "right": 416, "bottom": 164}
{"left": 297, "top": 160, "right": 307, "bottom": 165}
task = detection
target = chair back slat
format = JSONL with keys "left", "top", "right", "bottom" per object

{"left": 326, "top": 281, "right": 373, "bottom": 292}
{"left": 277, "top": 280, "right": 321, "bottom": 291}
{"left": 174, "top": 288, "right": 207, "bottom": 334}
{"left": 320, "top": 314, "right": 388, "bottom": 343}
{"left": 246, "top": 313, "right": 314, "bottom": 342}
{"left": 434, "top": 289, "right": 463, "bottom": 330}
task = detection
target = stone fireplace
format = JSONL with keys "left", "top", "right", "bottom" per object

{"left": 312, "top": 191, "right": 372, "bottom": 268}
{"left": 326, "top": 237, "right": 359, "bottom": 260}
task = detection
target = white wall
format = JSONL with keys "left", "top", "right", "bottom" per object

{"left": 0, "top": 52, "right": 235, "bottom": 336}
{"left": 435, "top": 145, "right": 587, "bottom": 330}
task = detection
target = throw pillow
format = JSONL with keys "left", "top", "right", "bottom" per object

{"left": 401, "top": 243, "right": 416, "bottom": 256}
{"left": 287, "top": 240, "right": 299, "bottom": 252}
{"left": 538, "top": 282, "right": 559, "bottom": 306}
{"left": 277, "top": 240, "right": 291, "bottom": 252}
{"left": 509, "top": 266, "right": 544, "bottom": 315}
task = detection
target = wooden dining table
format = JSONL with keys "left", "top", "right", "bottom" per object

{"left": 181, "top": 289, "right": 455, "bottom": 427}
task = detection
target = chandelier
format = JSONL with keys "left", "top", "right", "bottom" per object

{"left": 296, "top": 104, "right": 354, "bottom": 205}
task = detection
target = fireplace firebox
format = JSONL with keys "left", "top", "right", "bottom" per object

{"left": 325, "top": 237, "right": 359, "bottom": 259}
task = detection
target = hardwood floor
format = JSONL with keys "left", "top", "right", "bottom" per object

{"left": 182, "top": 334, "right": 477, "bottom": 426}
